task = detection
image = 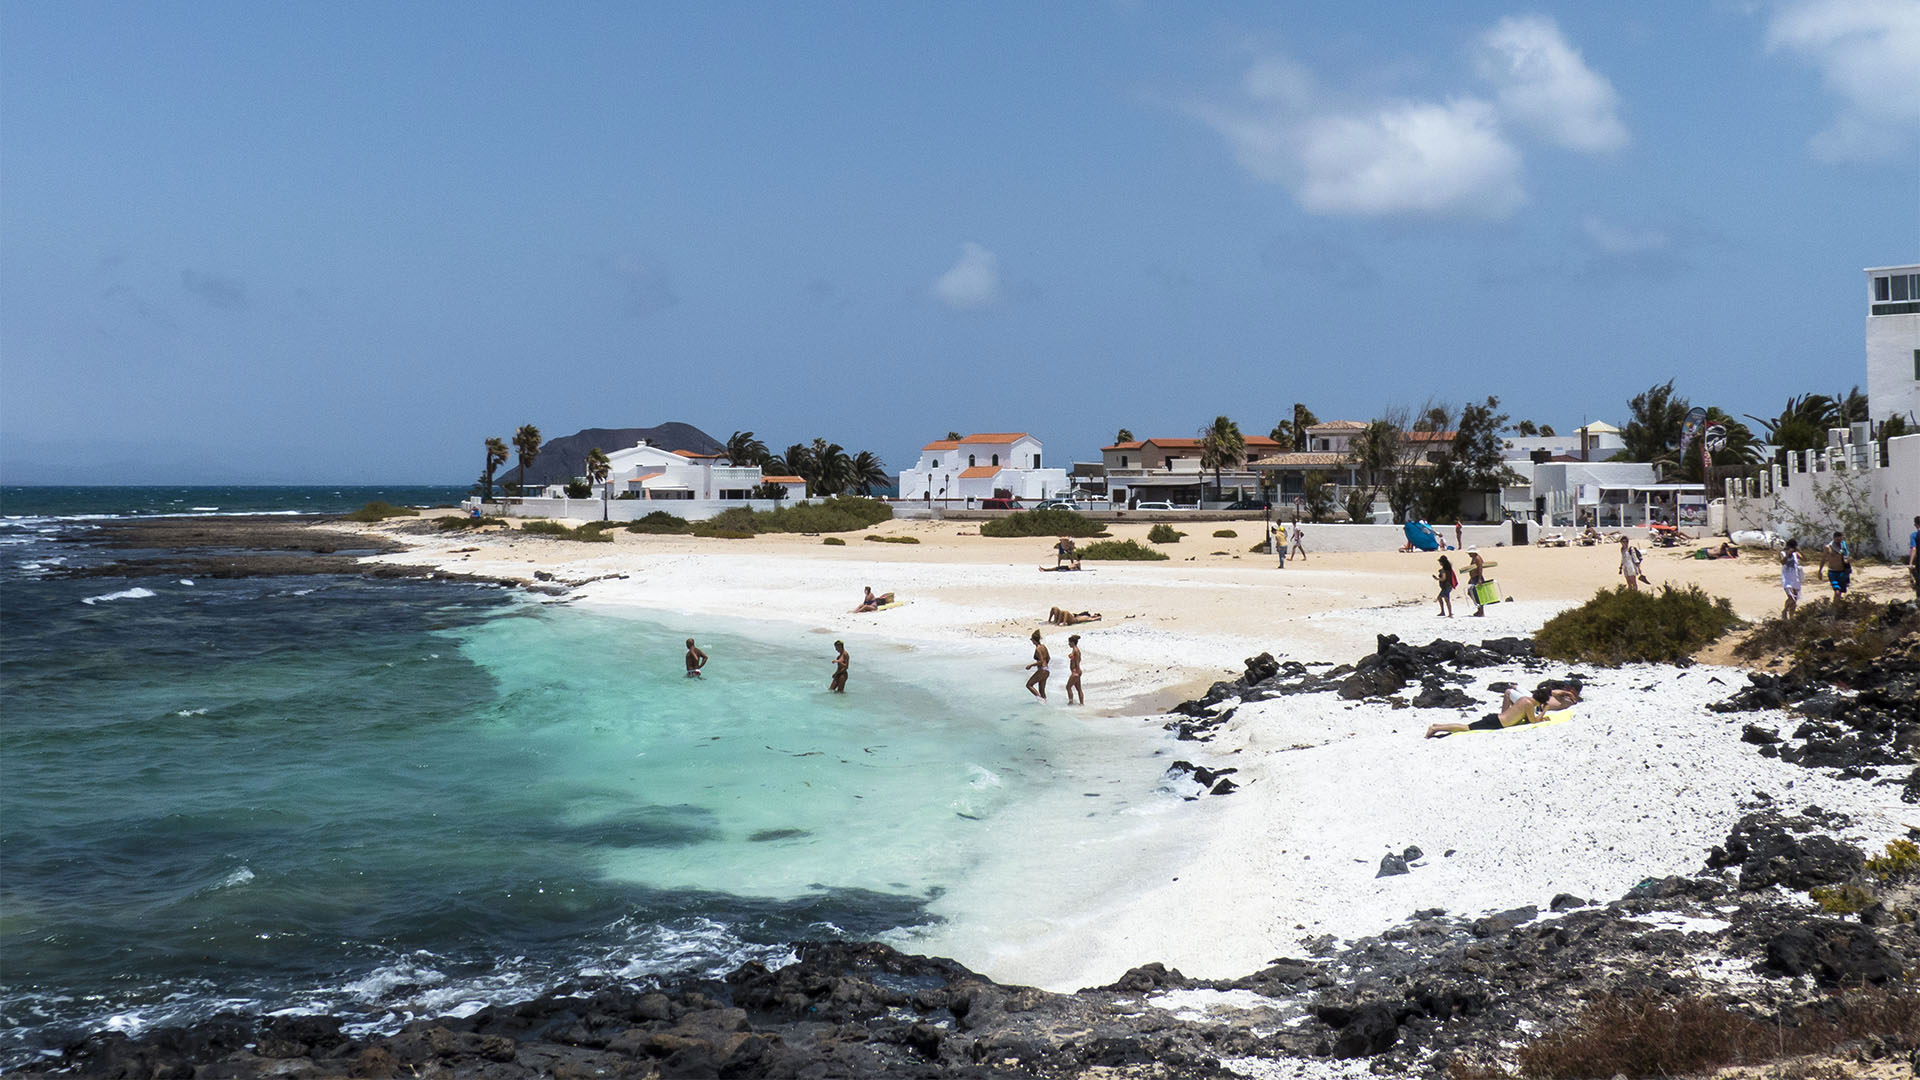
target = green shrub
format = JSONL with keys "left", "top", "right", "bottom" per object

{"left": 1533, "top": 585, "right": 1742, "bottom": 665}
{"left": 864, "top": 534, "right": 920, "bottom": 544}
{"left": 1213, "top": 529, "right": 1237, "bottom": 538}
{"left": 1867, "top": 838, "right": 1920, "bottom": 881}
{"left": 1078, "top": 539, "right": 1169, "bottom": 561}
{"left": 342, "top": 501, "right": 419, "bottom": 522}
{"left": 822, "top": 536, "right": 846, "bottom": 546}
{"left": 437, "top": 515, "right": 506, "bottom": 530}
{"left": 1734, "top": 596, "right": 1920, "bottom": 670}
{"left": 691, "top": 527, "right": 754, "bottom": 540}
{"left": 1810, "top": 883, "right": 1877, "bottom": 914}
{"left": 1147, "top": 523, "right": 1185, "bottom": 544}
{"left": 687, "top": 496, "right": 893, "bottom": 536}
{"left": 625, "top": 511, "right": 692, "bottom": 535}
{"left": 518, "top": 519, "right": 613, "bottom": 542}
{"left": 979, "top": 508, "right": 1109, "bottom": 538}
{"left": 563, "top": 480, "right": 591, "bottom": 498}
{"left": 1249, "top": 538, "right": 1274, "bottom": 553}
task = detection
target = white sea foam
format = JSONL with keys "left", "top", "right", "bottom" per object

{"left": 81, "top": 587, "right": 156, "bottom": 605}
{"left": 175, "top": 708, "right": 209, "bottom": 717}
{"left": 179, "top": 579, "right": 195, "bottom": 586}
{"left": 214, "top": 868, "right": 255, "bottom": 890}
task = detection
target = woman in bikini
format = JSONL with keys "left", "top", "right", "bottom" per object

{"left": 1425, "top": 685, "right": 1580, "bottom": 738}
{"left": 1025, "top": 630, "right": 1050, "bottom": 700}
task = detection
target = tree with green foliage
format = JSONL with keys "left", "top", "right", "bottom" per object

{"left": 1617, "top": 380, "right": 1690, "bottom": 476}
{"left": 1268, "top": 403, "right": 1320, "bottom": 450}
{"left": 585, "top": 447, "right": 611, "bottom": 490}
{"left": 1673, "top": 408, "right": 1761, "bottom": 483}
{"left": 1199, "top": 416, "right": 1245, "bottom": 501}
{"left": 811, "top": 439, "right": 854, "bottom": 496}
{"left": 1539, "top": 424, "right": 1556, "bottom": 437}
{"left": 1745, "top": 393, "right": 1841, "bottom": 456}
{"left": 946, "top": 430, "right": 962, "bottom": 441}
{"left": 725, "top": 431, "right": 770, "bottom": 468}
{"left": 850, "top": 450, "right": 890, "bottom": 496}
{"left": 1421, "top": 396, "right": 1519, "bottom": 519}
{"left": 1300, "top": 470, "right": 1335, "bottom": 522}
{"left": 512, "top": 424, "right": 542, "bottom": 498}
{"left": 480, "top": 437, "right": 509, "bottom": 502}
{"left": 777, "top": 442, "right": 817, "bottom": 488}
{"left": 1114, "top": 427, "right": 1134, "bottom": 443}
{"left": 1838, "top": 385, "right": 1868, "bottom": 423}
{"left": 1514, "top": 420, "right": 1539, "bottom": 436}
{"left": 1346, "top": 417, "right": 1402, "bottom": 521}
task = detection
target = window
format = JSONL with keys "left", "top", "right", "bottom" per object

{"left": 931, "top": 458, "right": 939, "bottom": 468}
{"left": 1872, "top": 273, "right": 1920, "bottom": 314}
{"left": 991, "top": 454, "right": 999, "bottom": 466}
{"left": 1119, "top": 455, "right": 1129, "bottom": 468}
{"left": 1896, "top": 275, "right": 1912, "bottom": 302}
{"left": 968, "top": 454, "right": 976, "bottom": 467}
{"left": 1032, "top": 454, "right": 1040, "bottom": 468}
{"left": 1914, "top": 349, "right": 1919, "bottom": 380}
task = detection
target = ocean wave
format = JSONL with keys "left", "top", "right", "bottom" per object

{"left": 81, "top": 587, "right": 157, "bottom": 605}
{"left": 213, "top": 867, "right": 255, "bottom": 890}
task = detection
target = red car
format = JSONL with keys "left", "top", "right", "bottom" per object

{"left": 981, "top": 498, "right": 1020, "bottom": 510}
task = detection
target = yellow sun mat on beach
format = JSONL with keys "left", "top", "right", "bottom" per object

{"left": 1458, "top": 709, "right": 1576, "bottom": 734}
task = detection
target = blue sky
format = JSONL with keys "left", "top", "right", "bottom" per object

{"left": 2, "top": 1, "right": 1915, "bottom": 483}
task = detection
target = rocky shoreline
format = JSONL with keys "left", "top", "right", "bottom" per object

{"left": 17, "top": 621, "right": 1920, "bottom": 1078}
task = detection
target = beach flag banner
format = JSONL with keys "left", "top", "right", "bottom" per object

{"left": 1677, "top": 406, "right": 1707, "bottom": 457}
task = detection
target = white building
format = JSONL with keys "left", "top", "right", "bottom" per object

{"left": 898, "top": 433, "right": 1067, "bottom": 504}
{"left": 1866, "top": 264, "right": 1920, "bottom": 426}
{"left": 1501, "top": 421, "right": 1625, "bottom": 462}
{"left": 603, "top": 440, "right": 806, "bottom": 501}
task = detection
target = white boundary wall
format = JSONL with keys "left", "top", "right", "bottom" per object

{"left": 1723, "top": 433, "right": 1919, "bottom": 557}
{"left": 464, "top": 497, "right": 820, "bottom": 522}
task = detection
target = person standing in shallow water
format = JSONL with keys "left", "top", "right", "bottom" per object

{"left": 828, "top": 640, "right": 849, "bottom": 693}
{"left": 1064, "top": 634, "right": 1083, "bottom": 705}
{"left": 684, "top": 638, "right": 708, "bottom": 678}
{"left": 1025, "top": 630, "right": 1050, "bottom": 700}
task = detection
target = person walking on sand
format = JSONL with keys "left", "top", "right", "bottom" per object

{"left": 1618, "top": 536, "right": 1643, "bottom": 592}
{"left": 1454, "top": 520, "right": 1464, "bottom": 550}
{"left": 1275, "top": 523, "right": 1288, "bottom": 568}
{"left": 684, "top": 638, "right": 708, "bottom": 679}
{"left": 1780, "top": 538, "right": 1804, "bottom": 617}
{"left": 1290, "top": 520, "right": 1307, "bottom": 561}
{"left": 1054, "top": 536, "right": 1077, "bottom": 567}
{"left": 1435, "top": 554, "right": 1457, "bottom": 618}
{"left": 1820, "top": 530, "right": 1853, "bottom": 607}
{"left": 1065, "top": 634, "right": 1084, "bottom": 705}
{"left": 828, "top": 640, "right": 849, "bottom": 693}
{"left": 1465, "top": 548, "right": 1488, "bottom": 616}
{"left": 1025, "top": 630, "right": 1050, "bottom": 700}
{"left": 1908, "top": 515, "right": 1920, "bottom": 601}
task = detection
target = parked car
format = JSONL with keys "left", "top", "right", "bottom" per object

{"left": 1224, "top": 499, "right": 1272, "bottom": 511}
{"left": 1133, "top": 500, "right": 1175, "bottom": 511}
{"left": 1035, "top": 500, "right": 1083, "bottom": 511}
{"left": 981, "top": 497, "right": 1020, "bottom": 510}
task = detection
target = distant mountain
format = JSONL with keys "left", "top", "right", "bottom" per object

{"left": 510, "top": 423, "right": 725, "bottom": 486}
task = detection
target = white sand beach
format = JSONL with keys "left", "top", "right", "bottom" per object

{"left": 352, "top": 514, "right": 1915, "bottom": 992}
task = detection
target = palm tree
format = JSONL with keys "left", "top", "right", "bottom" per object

{"left": 1838, "top": 385, "right": 1868, "bottom": 424}
{"left": 1676, "top": 409, "right": 1761, "bottom": 483}
{"left": 1198, "top": 416, "right": 1245, "bottom": 501}
{"left": 512, "top": 424, "right": 542, "bottom": 498}
{"left": 780, "top": 442, "right": 817, "bottom": 488}
{"left": 1744, "top": 393, "right": 1840, "bottom": 455}
{"left": 585, "top": 447, "right": 611, "bottom": 487}
{"left": 1619, "top": 380, "right": 1691, "bottom": 475}
{"left": 1114, "top": 428, "right": 1134, "bottom": 443}
{"left": 813, "top": 441, "right": 854, "bottom": 496}
{"left": 725, "top": 430, "right": 770, "bottom": 468}
{"left": 850, "top": 450, "right": 890, "bottom": 496}
{"left": 480, "top": 437, "right": 509, "bottom": 502}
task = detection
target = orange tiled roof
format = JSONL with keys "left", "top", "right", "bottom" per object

{"left": 1138, "top": 436, "right": 1283, "bottom": 450}
{"left": 958, "top": 465, "right": 1000, "bottom": 479}
{"left": 1101, "top": 441, "right": 1145, "bottom": 451}
{"left": 1402, "top": 430, "right": 1457, "bottom": 443}
{"left": 957, "top": 432, "right": 1030, "bottom": 444}
{"left": 1251, "top": 452, "right": 1352, "bottom": 467}
{"left": 922, "top": 440, "right": 961, "bottom": 451}
{"left": 674, "top": 449, "right": 723, "bottom": 458}
{"left": 761, "top": 475, "right": 805, "bottom": 483}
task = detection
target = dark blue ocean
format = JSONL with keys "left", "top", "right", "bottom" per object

{"left": 0, "top": 487, "right": 1083, "bottom": 1068}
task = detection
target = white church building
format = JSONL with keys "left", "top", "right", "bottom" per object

{"left": 898, "top": 433, "right": 1068, "bottom": 504}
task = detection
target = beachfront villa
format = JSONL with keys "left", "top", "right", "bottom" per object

{"left": 1248, "top": 421, "right": 1366, "bottom": 499}
{"left": 1866, "top": 264, "right": 1920, "bottom": 426}
{"left": 897, "top": 433, "right": 1069, "bottom": 504}
{"left": 1103, "top": 435, "right": 1285, "bottom": 506}
{"left": 602, "top": 440, "right": 806, "bottom": 501}
{"left": 1501, "top": 421, "right": 1625, "bottom": 462}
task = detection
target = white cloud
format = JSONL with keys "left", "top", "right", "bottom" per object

{"left": 1196, "top": 65, "right": 1526, "bottom": 219}
{"left": 1765, "top": 0, "right": 1920, "bottom": 161}
{"left": 1473, "top": 14, "right": 1629, "bottom": 152}
{"left": 931, "top": 242, "right": 1002, "bottom": 310}
{"left": 1582, "top": 216, "right": 1670, "bottom": 254}
{"left": 1192, "top": 16, "right": 1628, "bottom": 220}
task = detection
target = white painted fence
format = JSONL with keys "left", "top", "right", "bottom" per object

{"left": 465, "top": 496, "right": 820, "bottom": 522}
{"left": 1723, "top": 433, "right": 1919, "bottom": 557}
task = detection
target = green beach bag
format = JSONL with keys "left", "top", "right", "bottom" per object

{"left": 1469, "top": 580, "right": 1501, "bottom": 606}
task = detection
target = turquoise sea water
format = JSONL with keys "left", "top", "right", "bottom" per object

{"left": 0, "top": 488, "right": 1090, "bottom": 1067}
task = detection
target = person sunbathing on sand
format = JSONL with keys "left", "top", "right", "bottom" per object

{"left": 853, "top": 586, "right": 896, "bottom": 613}
{"left": 1048, "top": 607, "right": 1102, "bottom": 625}
{"left": 1425, "top": 684, "right": 1581, "bottom": 738}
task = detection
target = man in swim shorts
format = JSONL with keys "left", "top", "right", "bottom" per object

{"left": 1025, "top": 630, "right": 1050, "bottom": 700}
{"left": 1820, "top": 530, "right": 1852, "bottom": 605}
{"left": 685, "top": 638, "right": 708, "bottom": 679}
